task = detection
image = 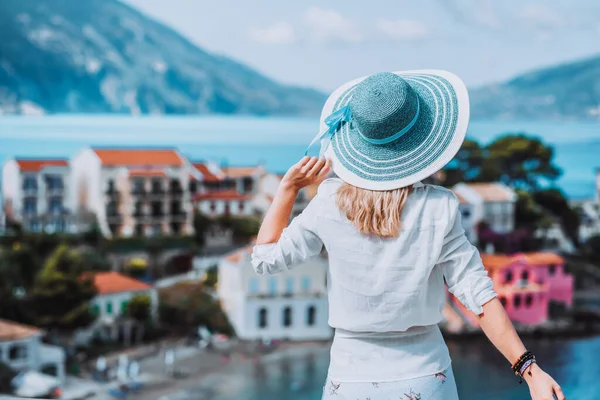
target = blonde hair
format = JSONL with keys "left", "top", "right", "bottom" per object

{"left": 336, "top": 182, "right": 413, "bottom": 238}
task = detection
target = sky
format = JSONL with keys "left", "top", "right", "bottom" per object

{"left": 122, "top": 0, "right": 600, "bottom": 91}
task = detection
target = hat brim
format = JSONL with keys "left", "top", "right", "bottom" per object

{"left": 321, "top": 69, "right": 469, "bottom": 191}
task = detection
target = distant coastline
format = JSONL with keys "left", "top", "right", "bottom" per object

{"left": 1, "top": 116, "right": 598, "bottom": 200}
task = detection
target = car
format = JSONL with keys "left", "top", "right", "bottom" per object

{"left": 11, "top": 370, "right": 62, "bottom": 399}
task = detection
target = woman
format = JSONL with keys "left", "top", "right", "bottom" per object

{"left": 251, "top": 71, "right": 564, "bottom": 400}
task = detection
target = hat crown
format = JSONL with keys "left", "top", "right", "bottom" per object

{"left": 349, "top": 72, "right": 419, "bottom": 144}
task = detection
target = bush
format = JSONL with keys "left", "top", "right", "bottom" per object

{"left": 126, "top": 294, "right": 152, "bottom": 322}
{"left": 125, "top": 257, "right": 148, "bottom": 279}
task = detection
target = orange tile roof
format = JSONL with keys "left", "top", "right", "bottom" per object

{"left": 92, "top": 272, "right": 152, "bottom": 295}
{"left": 464, "top": 183, "right": 514, "bottom": 202}
{"left": 0, "top": 319, "right": 41, "bottom": 341}
{"left": 16, "top": 159, "right": 68, "bottom": 172}
{"left": 93, "top": 149, "right": 184, "bottom": 167}
{"left": 481, "top": 252, "right": 564, "bottom": 270}
{"left": 223, "top": 166, "right": 261, "bottom": 178}
{"left": 129, "top": 169, "right": 167, "bottom": 178}
{"left": 195, "top": 190, "right": 251, "bottom": 201}
{"left": 193, "top": 163, "right": 224, "bottom": 182}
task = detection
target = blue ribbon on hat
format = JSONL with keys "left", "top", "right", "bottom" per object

{"left": 305, "top": 106, "right": 352, "bottom": 157}
{"left": 305, "top": 101, "right": 420, "bottom": 156}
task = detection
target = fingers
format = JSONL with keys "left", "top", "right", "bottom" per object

{"left": 316, "top": 159, "right": 332, "bottom": 179}
{"left": 294, "top": 156, "right": 311, "bottom": 169}
{"left": 553, "top": 383, "right": 565, "bottom": 400}
{"left": 301, "top": 157, "right": 319, "bottom": 174}
{"left": 308, "top": 158, "right": 327, "bottom": 177}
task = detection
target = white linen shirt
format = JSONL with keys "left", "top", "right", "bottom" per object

{"left": 251, "top": 177, "right": 497, "bottom": 381}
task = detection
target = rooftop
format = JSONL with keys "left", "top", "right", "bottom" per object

{"left": 0, "top": 319, "right": 41, "bottom": 341}
{"left": 93, "top": 148, "right": 184, "bottom": 167}
{"left": 129, "top": 168, "right": 167, "bottom": 178}
{"left": 222, "top": 166, "right": 262, "bottom": 178}
{"left": 15, "top": 158, "right": 68, "bottom": 172}
{"left": 92, "top": 271, "right": 152, "bottom": 295}
{"left": 481, "top": 252, "right": 565, "bottom": 270}
{"left": 194, "top": 190, "right": 251, "bottom": 201}
{"left": 458, "top": 182, "right": 515, "bottom": 202}
{"left": 192, "top": 163, "right": 224, "bottom": 182}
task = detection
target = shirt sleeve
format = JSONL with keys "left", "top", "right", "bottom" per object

{"left": 251, "top": 193, "right": 324, "bottom": 275}
{"left": 439, "top": 195, "right": 497, "bottom": 316}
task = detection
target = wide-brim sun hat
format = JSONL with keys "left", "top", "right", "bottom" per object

{"left": 307, "top": 70, "right": 469, "bottom": 191}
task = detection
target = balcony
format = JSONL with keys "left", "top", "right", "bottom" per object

{"left": 131, "top": 187, "right": 147, "bottom": 196}
{"left": 46, "top": 186, "right": 64, "bottom": 197}
{"left": 170, "top": 210, "right": 187, "bottom": 221}
{"left": 22, "top": 187, "right": 38, "bottom": 197}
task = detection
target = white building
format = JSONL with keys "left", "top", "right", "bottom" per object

{"left": 0, "top": 319, "right": 66, "bottom": 384}
{"left": 70, "top": 147, "right": 195, "bottom": 237}
{"left": 190, "top": 163, "right": 263, "bottom": 217}
{"left": 1, "top": 158, "right": 75, "bottom": 233}
{"left": 453, "top": 182, "right": 517, "bottom": 245}
{"left": 218, "top": 246, "right": 332, "bottom": 341}
{"left": 81, "top": 272, "right": 158, "bottom": 345}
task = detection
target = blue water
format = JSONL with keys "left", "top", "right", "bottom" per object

{"left": 0, "top": 116, "right": 599, "bottom": 199}
{"left": 172, "top": 337, "right": 600, "bottom": 400}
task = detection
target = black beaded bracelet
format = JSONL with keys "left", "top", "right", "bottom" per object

{"left": 512, "top": 351, "right": 536, "bottom": 383}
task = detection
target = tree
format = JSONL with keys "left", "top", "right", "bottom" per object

{"left": 126, "top": 294, "right": 152, "bottom": 322}
{"left": 534, "top": 188, "right": 581, "bottom": 247}
{"left": 159, "top": 283, "right": 233, "bottom": 335}
{"left": 27, "top": 245, "right": 98, "bottom": 331}
{"left": 584, "top": 235, "right": 600, "bottom": 263}
{"left": 443, "top": 139, "right": 485, "bottom": 186}
{"left": 193, "top": 212, "right": 213, "bottom": 249}
{"left": 480, "top": 134, "right": 562, "bottom": 191}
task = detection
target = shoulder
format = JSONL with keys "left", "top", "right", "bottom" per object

{"left": 413, "top": 183, "right": 460, "bottom": 208}
{"left": 316, "top": 177, "right": 343, "bottom": 197}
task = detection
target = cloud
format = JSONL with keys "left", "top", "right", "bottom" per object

{"left": 249, "top": 22, "right": 296, "bottom": 45}
{"left": 304, "top": 7, "right": 362, "bottom": 43}
{"left": 376, "top": 19, "right": 429, "bottom": 40}
{"left": 517, "top": 5, "right": 566, "bottom": 30}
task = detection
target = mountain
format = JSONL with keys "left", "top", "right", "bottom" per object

{"left": 470, "top": 54, "right": 600, "bottom": 121}
{"left": 0, "top": 0, "right": 326, "bottom": 116}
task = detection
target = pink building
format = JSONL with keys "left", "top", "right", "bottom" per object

{"left": 447, "top": 252, "right": 574, "bottom": 327}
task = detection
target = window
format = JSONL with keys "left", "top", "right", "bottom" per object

{"left": 520, "top": 270, "right": 529, "bottom": 282}
{"left": 306, "top": 306, "right": 316, "bottom": 326}
{"left": 49, "top": 198, "right": 62, "bottom": 214}
{"left": 249, "top": 278, "right": 259, "bottom": 294}
{"left": 258, "top": 308, "right": 268, "bottom": 328}
{"left": 106, "top": 301, "right": 113, "bottom": 315}
{"left": 268, "top": 277, "right": 277, "bottom": 295}
{"left": 210, "top": 202, "right": 216, "bottom": 213}
{"left": 504, "top": 271, "right": 513, "bottom": 284}
{"left": 499, "top": 297, "right": 507, "bottom": 307}
{"left": 224, "top": 202, "right": 231, "bottom": 216}
{"left": 239, "top": 201, "right": 245, "bottom": 213}
{"left": 23, "top": 176, "right": 37, "bottom": 191}
{"left": 548, "top": 264, "right": 556, "bottom": 276}
{"left": 513, "top": 295, "right": 522, "bottom": 309}
{"left": 188, "top": 180, "right": 198, "bottom": 194}
{"left": 282, "top": 306, "right": 292, "bottom": 327}
{"left": 132, "top": 178, "right": 145, "bottom": 194}
{"left": 301, "top": 276, "right": 311, "bottom": 292}
{"left": 525, "top": 294, "right": 533, "bottom": 308}
{"left": 91, "top": 304, "right": 100, "bottom": 316}
{"left": 285, "top": 277, "right": 294, "bottom": 294}
{"left": 24, "top": 198, "right": 37, "bottom": 215}
{"left": 151, "top": 178, "right": 163, "bottom": 193}
{"left": 135, "top": 224, "right": 144, "bottom": 237}
{"left": 9, "top": 344, "right": 28, "bottom": 361}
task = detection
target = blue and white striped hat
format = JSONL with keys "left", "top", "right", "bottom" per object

{"left": 308, "top": 70, "right": 469, "bottom": 190}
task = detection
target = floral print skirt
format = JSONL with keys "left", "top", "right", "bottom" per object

{"left": 321, "top": 367, "right": 459, "bottom": 400}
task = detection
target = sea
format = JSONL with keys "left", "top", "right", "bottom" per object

{"left": 0, "top": 115, "right": 599, "bottom": 200}
{"left": 166, "top": 336, "right": 600, "bottom": 400}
